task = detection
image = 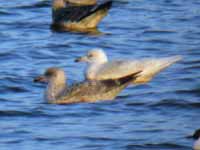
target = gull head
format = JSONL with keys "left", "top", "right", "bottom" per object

{"left": 34, "top": 67, "right": 66, "bottom": 85}
{"left": 75, "top": 49, "right": 108, "bottom": 64}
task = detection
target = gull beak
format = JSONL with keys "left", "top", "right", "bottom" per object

{"left": 74, "top": 56, "right": 88, "bottom": 62}
{"left": 33, "top": 75, "right": 47, "bottom": 83}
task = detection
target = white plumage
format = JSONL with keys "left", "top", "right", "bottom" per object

{"left": 75, "top": 49, "right": 182, "bottom": 84}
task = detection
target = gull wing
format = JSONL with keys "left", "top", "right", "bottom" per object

{"left": 53, "top": 71, "right": 140, "bottom": 104}
{"left": 53, "top": 0, "right": 112, "bottom": 23}
{"left": 93, "top": 56, "right": 182, "bottom": 81}
{"left": 94, "top": 60, "right": 144, "bottom": 80}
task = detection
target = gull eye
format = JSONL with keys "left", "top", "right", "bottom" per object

{"left": 45, "top": 68, "right": 56, "bottom": 77}
{"left": 45, "top": 71, "right": 53, "bottom": 77}
{"left": 88, "top": 54, "right": 93, "bottom": 58}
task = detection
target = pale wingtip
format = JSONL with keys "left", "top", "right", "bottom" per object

{"left": 166, "top": 55, "right": 183, "bottom": 64}
{"left": 158, "top": 55, "right": 183, "bottom": 69}
{"left": 172, "top": 55, "right": 183, "bottom": 62}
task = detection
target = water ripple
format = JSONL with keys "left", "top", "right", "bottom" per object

{"left": 0, "top": 0, "right": 198, "bottom": 150}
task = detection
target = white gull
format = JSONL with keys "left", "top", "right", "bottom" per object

{"left": 75, "top": 48, "right": 182, "bottom": 84}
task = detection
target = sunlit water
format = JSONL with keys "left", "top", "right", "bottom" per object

{"left": 0, "top": 0, "right": 200, "bottom": 149}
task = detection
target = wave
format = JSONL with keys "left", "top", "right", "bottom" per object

{"left": 0, "top": 85, "right": 29, "bottom": 93}
{"left": 0, "top": 110, "right": 54, "bottom": 117}
{"left": 126, "top": 143, "right": 189, "bottom": 149}
{"left": 13, "top": 1, "right": 50, "bottom": 9}
{"left": 0, "top": 10, "right": 13, "bottom": 15}
{"left": 149, "top": 99, "right": 200, "bottom": 109}
{"left": 143, "top": 30, "right": 177, "bottom": 35}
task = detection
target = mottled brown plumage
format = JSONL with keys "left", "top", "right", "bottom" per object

{"left": 34, "top": 67, "right": 140, "bottom": 104}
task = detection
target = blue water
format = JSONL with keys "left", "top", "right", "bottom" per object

{"left": 0, "top": 0, "right": 200, "bottom": 149}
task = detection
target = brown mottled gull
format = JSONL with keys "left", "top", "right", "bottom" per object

{"left": 34, "top": 67, "right": 140, "bottom": 104}
{"left": 51, "top": 0, "right": 112, "bottom": 31}
{"left": 75, "top": 49, "right": 182, "bottom": 84}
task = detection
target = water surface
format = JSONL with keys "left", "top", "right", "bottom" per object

{"left": 0, "top": 0, "right": 200, "bottom": 149}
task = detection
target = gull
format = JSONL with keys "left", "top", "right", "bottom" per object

{"left": 34, "top": 67, "right": 140, "bottom": 104}
{"left": 75, "top": 49, "right": 182, "bottom": 84}
{"left": 193, "top": 129, "right": 200, "bottom": 150}
{"left": 51, "top": 0, "right": 112, "bottom": 31}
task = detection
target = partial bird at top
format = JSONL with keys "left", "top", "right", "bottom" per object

{"left": 34, "top": 67, "right": 140, "bottom": 104}
{"left": 75, "top": 48, "right": 182, "bottom": 84}
{"left": 51, "top": 0, "right": 112, "bottom": 32}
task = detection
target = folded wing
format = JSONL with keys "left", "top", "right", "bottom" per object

{"left": 52, "top": 71, "right": 140, "bottom": 104}
{"left": 93, "top": 56, "right": 182, "bottom": 81}
{"left": 53, "top": 0, "right": 112, "bottom": 23}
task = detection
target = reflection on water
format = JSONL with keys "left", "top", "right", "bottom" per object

{"left": 0, "top": 0, "right": 199, "bottom": 150}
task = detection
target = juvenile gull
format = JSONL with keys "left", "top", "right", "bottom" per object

{"left": 52, "top": 0, "right": 112, "bottom": 31}
{"left": 75, "top": 49, "right": 182, "bottom": 84}
{"left": 34, "top": 67, "right": 140, "bottom": 104}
